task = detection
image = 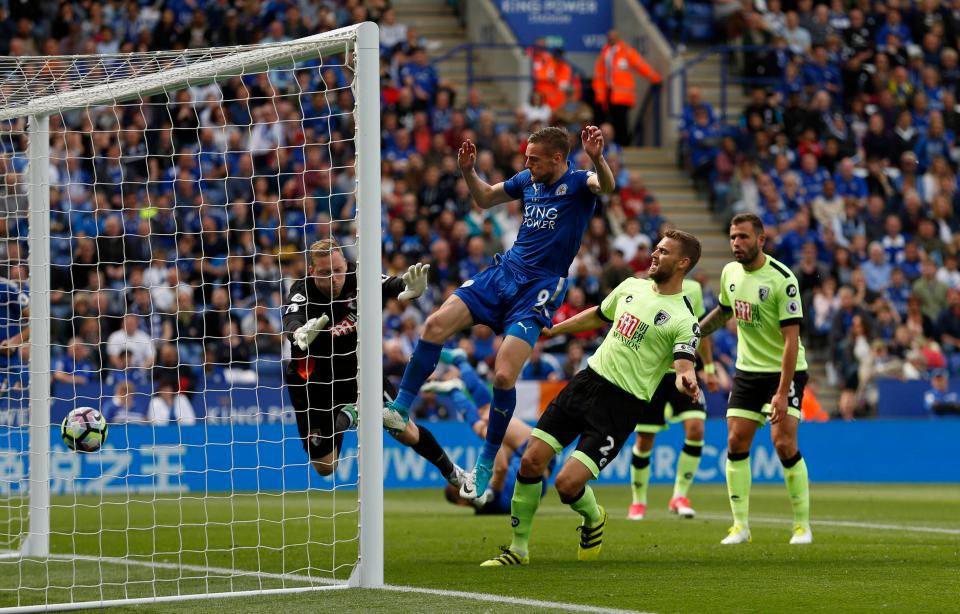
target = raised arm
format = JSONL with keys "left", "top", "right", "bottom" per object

{"left": 459, "top": 140, "right": 513, "bottom": 210}
{"left": 541, "top": 306, "right": 607, "bottom": 338}
{"left": 582, "top": 125, "right": 616, "bottom": 195}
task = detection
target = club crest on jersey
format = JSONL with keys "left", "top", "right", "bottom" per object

{"left": 556, "top": 183, "right": 568, "bottom": 196}
{"left": 759, "top": 286, "right": 770, "bottom": 301}
{"left": 654, "top": 310, "right": 671, "bottom": 326}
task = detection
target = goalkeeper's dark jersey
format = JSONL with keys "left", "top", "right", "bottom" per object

{"left": 282, "top": 262, "right": 405, "bottom": 383}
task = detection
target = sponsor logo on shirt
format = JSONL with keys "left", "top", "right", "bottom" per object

{"left": 522, "top": 204, "right": 559, "bottom": 230}
{"left": 734, "top": 299, "right": 762, "bottom": 327}
{"left": 786, "top": 284, "right": 798, "bottom": 297}
{"left": 613, "top": 312, "right": 650, "bottom": 349}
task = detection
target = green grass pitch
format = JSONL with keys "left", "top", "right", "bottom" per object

{"left": 2, "top": 484, "right": 957, "bottom": 613}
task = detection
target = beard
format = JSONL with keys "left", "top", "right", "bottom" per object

{"left": 649, "top": 262, "right": 672, "bottom": 283}
{"left": 735, "top": 243, "right": 761, "bottom": 263}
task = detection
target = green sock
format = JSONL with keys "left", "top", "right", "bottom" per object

{"left": 509, "top": 477, "right": 543, "bottom": 556}
{"left": 726, "top": 453, "right": 751, "bottom": 526}
{"left": 569, "top": 484, "right": 603, "bottom": 526}
{"left": 782, "top": 452, "right": 810, "bottom": 527}
{"left": 673, "top": 439, "right": 703, "bottom": 498}
{"left": 630, "top": 449, "right": 652, "bottom": 505}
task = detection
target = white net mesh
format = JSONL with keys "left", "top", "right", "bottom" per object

{"left": 0, "top": 26, "right": 373, "bottom": 609}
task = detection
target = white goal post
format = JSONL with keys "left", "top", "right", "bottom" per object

{"left": 0, "top": 21, "right": 382, "bottom": 610}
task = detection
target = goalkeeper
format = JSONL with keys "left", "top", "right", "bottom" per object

{"left": 284, "top": 238, "right": 460, "bottom": 483}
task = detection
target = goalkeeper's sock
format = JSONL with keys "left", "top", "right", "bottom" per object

{"left": 781, "top": 451, "right": 810, "bottom": 528}
{"left": 411, "top": 424, "right": 455, "bottom": 479}
{"left": 673, "top": 439, "right": 703, "bottom": 498}
{"left": 509, "top": 474, "right": 543, "bottom": 556}
{"left": 449, "top": 389, "right": 482, "bottom": 427}
{"left": 480, "top": 387, "right": 516, "bottom": 462}
{"left": 395, "top": 339, "right": 442, "bottom": 411}
{"left": 726, "top": 451, "right": 751, "bottom": 526}
{"left": 630, "top": 449, "right": 652, "bottom": 505}
{"left": 563, "top": 485, "right": 603, "bottom": 527}
{"left": 457, "top": 358, "right": 493, "bottom": 409}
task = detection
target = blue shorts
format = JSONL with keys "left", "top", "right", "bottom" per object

{"left": 454, "top": 262, "right": 568, "bottom": 336}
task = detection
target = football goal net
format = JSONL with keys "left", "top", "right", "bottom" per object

{"left": 0, "top": 21, "right": 383, "bottom": 611}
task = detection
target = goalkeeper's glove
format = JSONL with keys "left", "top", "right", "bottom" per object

{"left": 397, "top": 263, "right": 430, "bottom": 301}
{"left": 293, "top": 315, "right": 329, "bottom": 351}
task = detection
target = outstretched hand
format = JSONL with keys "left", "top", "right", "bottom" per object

{"left": 458, "top": 140, "right": 477, "bottom": 173}
{"left": 581, "top": 125, "right": 604, "bottom": 159}
{"left": 679, "top": 373, "right": 700, "bottom": 401}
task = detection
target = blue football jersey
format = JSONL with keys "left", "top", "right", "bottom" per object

{"left": 501, "top": 166, "right": 597, "bottom": 277}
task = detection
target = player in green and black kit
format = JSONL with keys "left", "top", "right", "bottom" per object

{"left": 627, "top": 276, "right": 708, "bottom": 521}
{"left": 480, "top": 230, "right": 703, "bottom": 567}
{"left": 698, "top": 213, "right": 812, "bottom": 545}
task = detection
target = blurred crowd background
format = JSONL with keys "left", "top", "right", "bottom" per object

{"left": 0, "top": 0, "right": 957, "bottom": 422}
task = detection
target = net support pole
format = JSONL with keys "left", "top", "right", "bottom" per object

{"left": 351, "top": 20, "right": 384, "bottom": 590}
{"left": 24, "top": 114, "right": 51, "bottom": 558}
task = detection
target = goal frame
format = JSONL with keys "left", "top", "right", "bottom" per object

{"left": 0, "top": 20, "right": 383, "bottom": 606}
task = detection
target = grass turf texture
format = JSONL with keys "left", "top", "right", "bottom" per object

{"left": 2, "top": 484, "right": 957, "bottom": 613}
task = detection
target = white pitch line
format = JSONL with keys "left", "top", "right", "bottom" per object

{"left": 696, "top": 513, "right": 960, "bottom": 535}
{"left": 382, "top": 584, "right": 650, "bottom": 614}
{"left": 44, "top": 553, "right": 341, "bottom": 586}
{"left": 22, "top": 556, "right": 653, "bottom": 613}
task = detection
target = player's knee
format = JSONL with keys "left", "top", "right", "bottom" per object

{"left": 311, "top": 460, "right": 336, "bottom": 477}
{"left": 492, "top": 367, "right": 518, "bottom": 390}
{"left": 519, "top": 451, "right": 546, "bottom": 479}
{"left": 422, "top": 312, "right": 449, "bottom": 343}
{"left": 554, "top": 472, "right": 585, "bottom": 502}
{"left": 727, "top": 431, "right": 751, "bottom": 454}
{"left": 685, "top": 420, "right": 705, "bottom": 441}
{"left": 773, "top": 437, "right": 797, "bottom": 460}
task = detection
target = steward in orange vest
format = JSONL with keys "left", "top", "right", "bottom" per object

{"left": 592, "top": 31, "right": 662, "bottom": 145}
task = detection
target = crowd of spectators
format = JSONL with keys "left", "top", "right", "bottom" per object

{"left": 679, "top": 0, "right": 960, "bottom": 418}
{"left": 0, "top": 0, "right": 670, "bottom": 425}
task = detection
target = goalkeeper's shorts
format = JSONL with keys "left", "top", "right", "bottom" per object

{"left": 286, "top": 371, "right": 397, "bottom": 460}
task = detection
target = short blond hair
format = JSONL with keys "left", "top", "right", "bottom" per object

{"left": 309, "top": 238, "right": 342, "bottom": 264}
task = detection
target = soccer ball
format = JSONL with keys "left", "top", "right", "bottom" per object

{"left": 61, "top": 407, "right": 108, "bottom": 453}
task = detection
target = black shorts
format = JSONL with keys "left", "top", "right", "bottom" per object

{"left": 286, "top": 370, "right": 397, "bottom": 460}
{"left": 635, "top": 372, "right": 707, "bottom": 434}
{"left": 727, "top": 369, "right": 808, "bottom": 422}
{"left": 532, "top": 367, "right": 646, "bottom": 478}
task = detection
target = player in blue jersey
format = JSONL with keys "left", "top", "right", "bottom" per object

{"left": 0, "top": 271, "right": 29, "bottom": 395}
{"left": 384, "top": 126, "right": 615, "bottom": 499}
